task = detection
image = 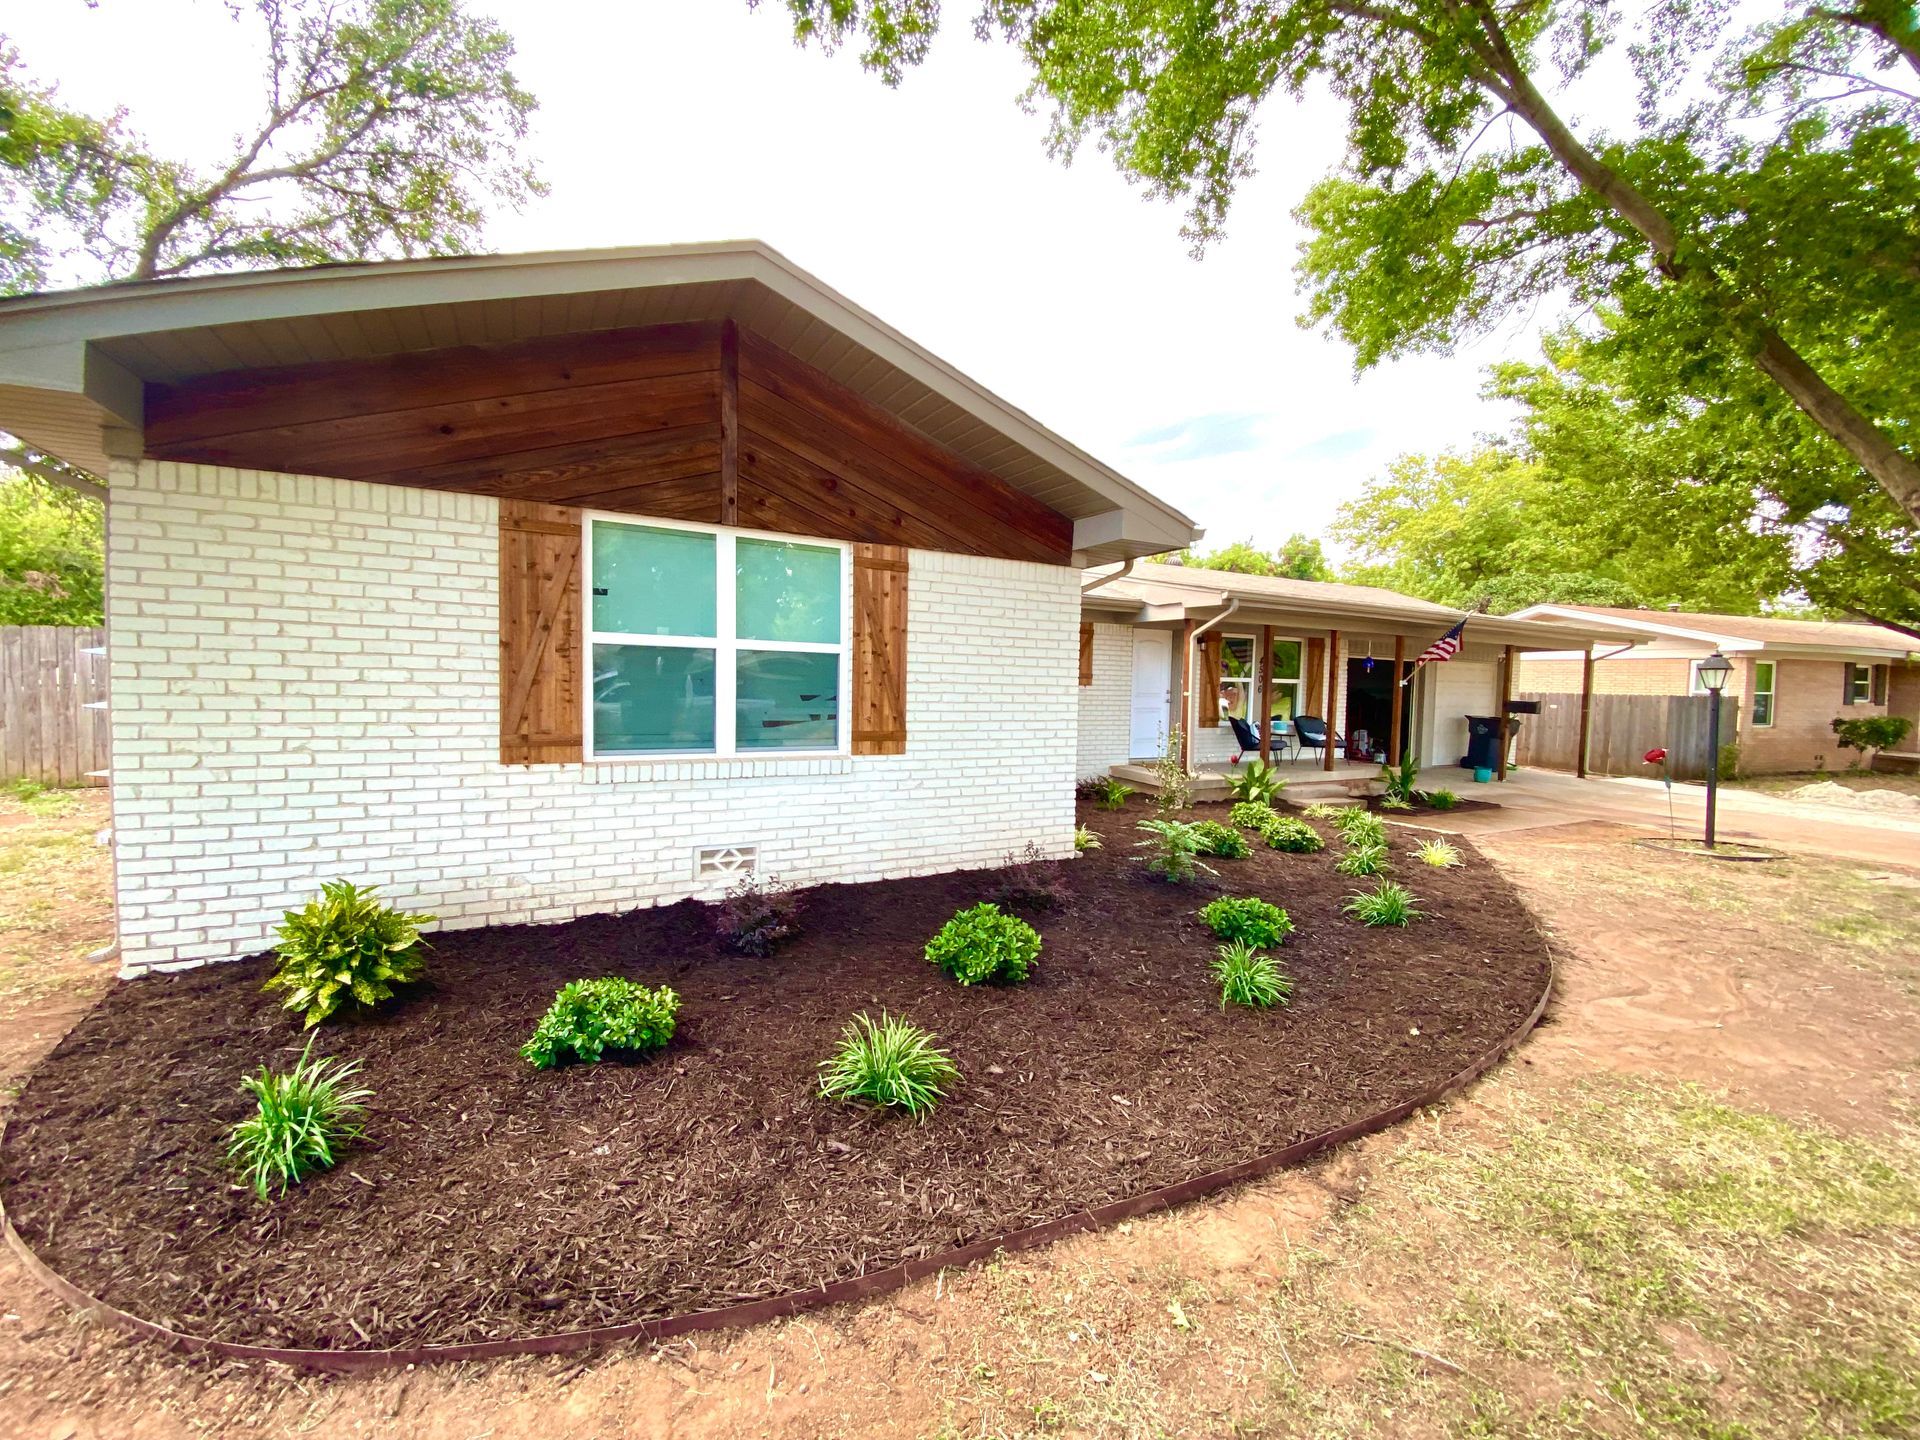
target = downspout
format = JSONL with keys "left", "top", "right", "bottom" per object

{"left": 1184, "top": 597, "right": 1240, "bottom": 776}
{"left": 1080, "top": 557, "right": 1136, "bottom": 594}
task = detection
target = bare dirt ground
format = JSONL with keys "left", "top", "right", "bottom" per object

{"left": 2, "top": 796, "right": 1918, "bottom": 1440}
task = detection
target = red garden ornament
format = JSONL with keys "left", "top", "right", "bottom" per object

{"left": 1643, "top": 747, "right": 1667, "bottom": 765}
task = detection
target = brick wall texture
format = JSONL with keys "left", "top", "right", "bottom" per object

{"left": 106, "top": 460, "right": 1080, "bottom": 973}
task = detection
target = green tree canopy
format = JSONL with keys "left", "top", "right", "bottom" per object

{"left": 0, "top": 472, "right": 103, "bottom": 625}
{"left": 1, "top": 0, "right": 541, "bottom": 293}
{"left": 1330, "top": 438, "right": 1794, "bottom": 616}
{"left": 770, "top": 0, "right": 1920, "bottom": 529}
{"left": 1180, "top": 533, "right": 1334, "bottom": 580}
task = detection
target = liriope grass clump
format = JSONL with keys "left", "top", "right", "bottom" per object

{"left": 819, "top": 1012, "right": 959, "bottom": 1118}
{"left": 1333, "top": 809, "right": 1388, "bottom": 848}
{"left": 1212, "top": 940, "right": 1293, "bottom": 1009}
{"left": 227, "top": 1040, "right": 371, "bottom": 1201}
{"left": 1344, "top": 879, "right": 1425, "bottom": 927}
{"left": 1335, "top": 841, "right": 1391, "bottom": 878}
{"left": 1301, "top": 802, "right": 1345, "bottom": 821}
{"left": 1416, "top": 838, "right": 1463, "bottom": 867}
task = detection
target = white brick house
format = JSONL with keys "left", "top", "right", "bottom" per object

{"left": 0, "top": 244, "right": 1198, "bottom": 972}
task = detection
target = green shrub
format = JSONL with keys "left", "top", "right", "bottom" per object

{"left": 1073, "top": 824, "right": 1102, "bottom": 853}
{"left": 265, "top": 880, "right": 434, "bottom": 1028}
{"left": 1133, "top": 819, "right": 1218, "bottom": 884}
{"left": 1212, "top": 940, "right": 1293, "bottom": 1009}
{"left": 1191, "top": 819, "right": 1252, "bottom": 858}
{"left": 1258, "top": 813, "right": 1325, "bottom": 854}
{"left": 1229, "top": 800, "right": 1279, "bottom": 830}
{"left": 1834, "top": 714, "right": 1912, "bottom": 759}
{"left": 818, "top": 1012, "right": 959, "bottom": 1118}
{"left": 1415, "top": 838, "right": 1463, "bottom": 867}
{"left": 1343, "top": 879, "right": 1425, "bottom": 928}
{"left": 1093, "top": 777, "right": 1135, "bottom": 811}
{"left": 1301, "top": 802, "right": 1344, "bottom": 820}
{"left": 926, "top": 902, "right": 1041, "bottom": 985}
{"left": 226, "top": 1039, "right": 371, "bottom": 1201}
{"left": 1335, "top": 841, "right": 1391, "bottom": 877}
{"left": 522, "top": 978, "right": 680, "bottom": 1068}
{"left": 1426, "top": 789, "right": 1459, "bottom": 811}
{"left": 1198, "top": 895, "right": 1294, "bottom": 948}
{"left": 1225, "top": 758, "right": 1287, "bottom": 805}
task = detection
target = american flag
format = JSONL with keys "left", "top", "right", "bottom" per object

{"left": 1402, "top": 619, "right": 1468, "bottom": 685}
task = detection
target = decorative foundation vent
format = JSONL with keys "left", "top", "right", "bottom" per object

{"left": 694, "top": 845, "right": 758, "bottom": 881}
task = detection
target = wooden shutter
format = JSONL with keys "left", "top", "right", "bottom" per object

{"left": 1079, "top": 622, "right": 1095, "bottom": 686}
{"left": 499, "top": 500, "right": 583, "bottom": 764}
{"left": 851, "top": 544, "right": 908, "bottom": 754}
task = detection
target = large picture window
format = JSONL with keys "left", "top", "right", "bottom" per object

{"left": 587, "top": 517, "right": 848, "bottom": 758}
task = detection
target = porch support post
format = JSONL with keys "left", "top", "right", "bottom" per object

{"left": 1324, "top": 629, "right": 1340, "bottom": 772}
{"left": 1497, "top": 644, "right": 1517, "bottom": 780}
{"left": 1577, "top": 647, "right": 1595, "bottom": 779}
{"left": 1176, "top": 619, "right": 1194, "bottom": 772}
{"left": 1258, "top": 624, "right": 1274, "bottom": 763}
{"left": 1389, "top": 635, "right": 1406, "bottom": 765}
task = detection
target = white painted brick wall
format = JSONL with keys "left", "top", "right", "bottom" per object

{"left": 106, "top": 461, "right": 1080, "bottom": 973}
{"left": 1075, "top": 622, "right": 1133, "bottom": 777}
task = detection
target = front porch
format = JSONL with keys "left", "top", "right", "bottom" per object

{"left": 1109, "top": 757, "right": 1385, "bottom": 804}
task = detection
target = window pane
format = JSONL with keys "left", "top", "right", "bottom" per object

{"left": 737, "top": 649, "right": 839, "bottom": 750}
{"left": 736, "top": 538, "right": 841, "bottom": 644}
{"left": 1271, "top": 639, "right": 1302, "bottom": 680}
{"left": 593, "top": 524, "right": 716, "bottom": 637}
{"left": 1269, "top": 681, "right": 1300, "bottom": 722}
{"left": 592, "top": 644, "right": 715, "bottom": 753}
{"left": 1751, "top": 692, "right": 1773, "bottom": 726}
{"left": 1219, "top": 679, "right": 1252, "bottom": 721}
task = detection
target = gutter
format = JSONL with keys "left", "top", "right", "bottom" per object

{"left": 1183, "top": 597, "right": 1240, "bottom": 776}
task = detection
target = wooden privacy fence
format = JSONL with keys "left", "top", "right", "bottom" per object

{"left": 0, "top": 627, "right": 109, "bottom": 787}
{"left": 1514, "top": 690, "right": 1737, "bottom": 782}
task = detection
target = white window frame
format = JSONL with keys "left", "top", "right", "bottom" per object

{"left": 1846, "top": 662, "right": 1881, "bottom": 705}
{"left": 1268, "top": 635, "right": 1307, "bottom": 722}
{"left": 1687, "top": 658, "right": 1716, "bottom": 696}
{"left": 1750, "top": 660, "right": 1775, "bottom": 727}
{"left": 1217, "top": 632, "right": 1259, "bottom": 723}
{"left": 583, "top": 512, "right": 852, "bottom": 761}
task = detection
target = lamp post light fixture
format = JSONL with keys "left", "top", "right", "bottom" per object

{"left": 1697, "top": 650, "right": 1734, "bottom": 849}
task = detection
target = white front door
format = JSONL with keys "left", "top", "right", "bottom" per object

{"left": 1130, "top": 630, "right": 1173, "bottom": 758}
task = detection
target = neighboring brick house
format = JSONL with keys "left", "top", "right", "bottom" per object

{"left": 1512, "top": 605, "right": 1919, "bottom": 775}
{"left": 0, "top": 243, "right": 1199, "bottom": 972}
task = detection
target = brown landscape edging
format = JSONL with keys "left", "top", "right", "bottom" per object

{"left": 2, "top": 963, "right": 1552, "bottom": 1374}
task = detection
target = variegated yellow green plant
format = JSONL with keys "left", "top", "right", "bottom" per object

{"left": 265, "top": 879, "right": 434, "bottom": 1027}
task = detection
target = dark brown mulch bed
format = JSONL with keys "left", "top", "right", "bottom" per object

{"left": 1, "top": 799, "right": 1549, "bottom": 1352}
{"left": 1360, "top": 787, "right": 1501, "bottom": 816}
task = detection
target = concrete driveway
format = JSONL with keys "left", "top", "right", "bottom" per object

{"left": 1402, "top": 767, "right": 1920, "bottom": 868}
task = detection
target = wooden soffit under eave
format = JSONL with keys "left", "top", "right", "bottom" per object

{"left": 141, "top": 320, "right": 1075, "bottom": 565}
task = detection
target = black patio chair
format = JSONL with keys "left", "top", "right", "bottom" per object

{"left": 1228, "top": 715, "right": 1262, "bottom": 761}
{"left": 1292, "top": 714, "right": 1334, "bottom": 765}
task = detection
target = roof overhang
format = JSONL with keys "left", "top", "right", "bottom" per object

{"left": 1083, "top": 573, "right": 1642, "bottom": 651}
{"left": 1512, "top": 605, "right": 1916, "bottom": 662}
{"left": 0, "top": 241, "right": 1198, "bottom": 563}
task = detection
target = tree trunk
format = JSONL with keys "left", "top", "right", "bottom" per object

{"left": 1481, "top": 21, "right": 1920, "bottom": 527}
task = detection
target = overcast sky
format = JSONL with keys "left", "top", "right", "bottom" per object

{"left": 12, "top": 0, "right": 1573, "bottom": 556}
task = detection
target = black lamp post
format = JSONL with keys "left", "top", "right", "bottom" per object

{"left": 1697, "top": 650, "right": 1733, "bottom": 849}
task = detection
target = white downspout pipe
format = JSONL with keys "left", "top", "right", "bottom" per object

{"left": 1183, "top": 597, "right": 1241, "bottom": 777}
{"left": 1080, "top": 557, "right": 1137, "bottom": 594}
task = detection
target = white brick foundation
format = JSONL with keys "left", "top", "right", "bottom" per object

{"left": 105, "top": 461, "right": 1080, "bottom": 973}
{"left": 1075, "top": 622, "right": 1134, "bottom": 777}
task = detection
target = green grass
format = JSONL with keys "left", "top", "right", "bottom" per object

{"left": 1212, "top": 940, "right": 1292, "bottom": 1009}
{"left": 227, "top": 1039, "right": 372, "bottom": 1200}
